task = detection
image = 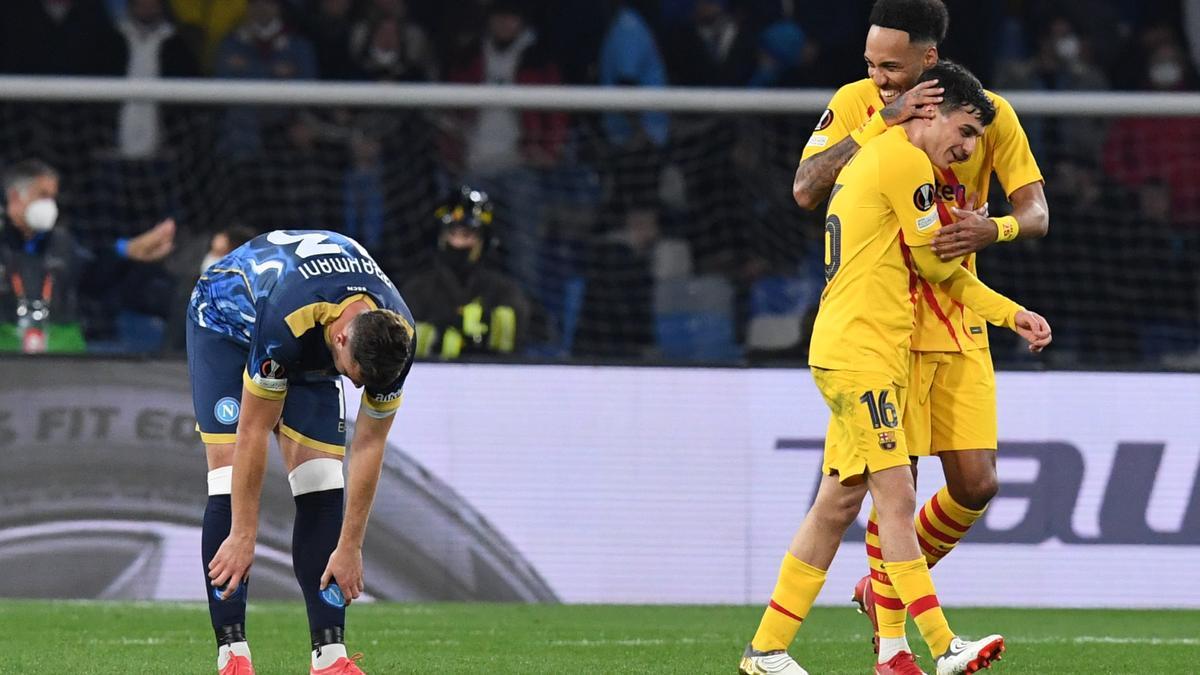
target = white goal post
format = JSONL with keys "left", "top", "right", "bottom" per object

{"left": 0, "top": 76, "right": 1198, "bottom": 115}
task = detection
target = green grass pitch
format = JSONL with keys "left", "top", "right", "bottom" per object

{"left": 3, "top": 601, "right": 1196, "bottom": 673}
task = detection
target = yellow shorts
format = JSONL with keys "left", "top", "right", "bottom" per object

{"left": 905, "top": 348, "right": 998, "bottom": 457}
{"left": 812, "top": 368, "right": 911, "bottom": 484}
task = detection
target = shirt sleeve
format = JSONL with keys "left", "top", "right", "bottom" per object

{"left": 244, "top": 302, "right": 297, "bottom": 401}
{"left": 879, "top": 141, "right": 940, "bottom": 248}
{"left": 909, "top": 246, "right": 1023, "bottom": 328}
{"left": 801, "top": 84, "right": 863, "bottom": 161}
{"left": 988, "top": 94, "right": 1044, "bottom": 196}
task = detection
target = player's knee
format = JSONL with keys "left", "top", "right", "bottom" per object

{"left": 288, "top": 457, "right": 345, "bottom": 496}
{"left": 952, "top": 473, "right": 998, "bottom": 510}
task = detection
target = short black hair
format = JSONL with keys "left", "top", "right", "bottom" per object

{"left": 918, "top": 59, "right": 996, "bottom": 126}
{"left": 869, "top": 0, "right": 949, "bottom": 46}
{"left": 350, "top": 309, "right": 414, "bottom": 390}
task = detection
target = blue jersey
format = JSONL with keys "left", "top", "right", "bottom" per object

{"left": 188, "top": 230, "right": 415, "bottom": 416}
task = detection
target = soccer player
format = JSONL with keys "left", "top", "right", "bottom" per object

{"left": 793, "top": 1, "right": 1050, "bottom": 671}
{"left": 739, "top": 61, "right": 1051, "bottom": 675}
{"left": 188, "top": 230, "right": 415, "bottom": 675}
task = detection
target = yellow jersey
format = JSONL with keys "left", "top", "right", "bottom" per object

{"left": 803, "top": 78, "right": 1044, "bottom": 352}
{"left": 808, "top": 126, "right": 941, "bottom": 384}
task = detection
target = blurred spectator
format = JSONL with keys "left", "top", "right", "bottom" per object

{"left": 997, "top": 16, "right": 1109, "bottom": 162}
{"left": 1103, "top": 35, "right": 1200, "bottom": 228}
{"left": 402, "top": 186, "right": 535, "bottom": 359}
{"left": 598, "top": 3, "right": 669, "bottom": 150}
{"left": 349, "top": 0, "right": 438, "bottom": 82}
{"left": 168, "top": 0, "right": 247, "bottom": 72}
{"left": 748, "top": 21, "right": 811, "bottom": 88}
{"left": 296, "top": 0, "right": 358, "bottom": 80}
{"left": 0, "top": 158, "right": 177, "bottom": 352}
{"left": 1186, "top": 0, "right": 1200, "bottom": 78}
{"left": 444, "top": 0, "right": 566, "bottom": 295}
{"left": 0, "top": 159, "right": 79, "bottom": 352}
{"left": 0, "top": 0, "right": 126, "bottom": 76}
{"left": 447, "top": 0, "right": 565, "bottom": 173}
{"left": 199, "top": 222, "right": 256, "bottom": 272}
{"left": 661, "top": 0, "right": 756, "bottom": 87}
{"left": 213, "top": 0, "right": 317, "bottom": 158}
{"left": 115, "top": 0, "right": 201, "bottom": 159}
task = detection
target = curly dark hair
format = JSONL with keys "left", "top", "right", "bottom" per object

{"left": 350, "top": 309, "right": 414, "bottom": 389}
{"left": 918, "top": 59, "right": 996, "bottom": 126}
{"left": 869, "top": 0, "right": 950, "bottom": 46}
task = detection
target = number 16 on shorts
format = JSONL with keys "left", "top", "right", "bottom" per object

{"left": 859, "top": 389, "right": 899, "bottom": 450}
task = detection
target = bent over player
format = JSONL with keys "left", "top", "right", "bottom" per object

{"left": 739, "top": 62, "right": 1051, "bottom": 675}
{"left": 793, "top": 1, "right": 1050, "bottom": 670}
{"left": 187, "top": 230, "right": 415, "bottom": 675}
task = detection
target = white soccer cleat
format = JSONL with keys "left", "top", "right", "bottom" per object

{"left": 935, "top": 635, "right": 1005, "bottom": 675}
{"left": 739, "top": 645, "right": 810, "bottom": 675}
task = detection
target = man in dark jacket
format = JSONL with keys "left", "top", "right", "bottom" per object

{"left": 402, "top": 186, "right": 532, "bottom": 359}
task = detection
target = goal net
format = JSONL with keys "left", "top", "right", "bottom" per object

{"left": 0, "top": 79, "right": 1196, "bottom": 369}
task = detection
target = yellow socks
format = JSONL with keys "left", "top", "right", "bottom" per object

{"left": 884, "top": 557, "right": 954, "bottom": 657}
{"left": 750, "top": 553, "right": 827, "bottom": 652}
{"left": 915, "top": 487, "right": 986, "bottom": 568}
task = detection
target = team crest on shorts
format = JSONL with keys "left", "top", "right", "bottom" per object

{"left": 214, "top": 397, "right": 240, "bottom": 425}
{"left": 878, "top": 431, "right": 897, "bottom": 451}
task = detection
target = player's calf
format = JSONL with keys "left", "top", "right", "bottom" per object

{"left": 205, "top": 466, "right": 254, "bottom": 674}
{"left": 289, "top": 458, "right": 352, "bottom": 673}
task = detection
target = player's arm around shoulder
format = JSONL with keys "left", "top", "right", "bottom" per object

{"left": 793, "top": 83, "right": 870, "bottom": 210}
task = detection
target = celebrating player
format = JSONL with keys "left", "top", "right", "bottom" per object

{"left": 188, "top": 230, "right": 415, "bottom": 675}
{"left": 792, "top": 1, "right": 1050, "bottom": 671}
{"left": 739, "top": 61, "right": 1051, "bottom": 675}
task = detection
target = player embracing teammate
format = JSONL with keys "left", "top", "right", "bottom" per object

{"left": 741, "top": 1, "right": 1051, "bottom": 674}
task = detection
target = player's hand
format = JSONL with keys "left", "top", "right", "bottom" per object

{"left": 881, "top": 79, "right": 944, "bottom": 125}
{"left": 932, "top": 206, "right": 995, "bottom": 260}
{"left": 1013, "top": 310, "right": 1052, "bottom": 353}
{"left": 207, "top": 531, "right": 255, "bottom": 600}
{"left": 321, "top": 545, "right": 364, "bottom": 605}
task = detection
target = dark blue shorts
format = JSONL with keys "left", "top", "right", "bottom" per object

{"left": 187, "top": 319, "right": 346, "bottom": 455}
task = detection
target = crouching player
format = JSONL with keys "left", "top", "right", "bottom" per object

{"left": 188, "top": 230, "right": 415, "bottom": 674}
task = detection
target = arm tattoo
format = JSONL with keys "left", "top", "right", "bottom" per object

{"left": 794, "top": 136, "right": 860, "bottom": 207}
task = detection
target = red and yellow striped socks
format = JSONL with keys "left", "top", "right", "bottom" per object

{"left": 915, "top": 487, "right": 986, "bottom": 566}
{"left": 864, "top": 507, "right": 907, "bottom": 641}
{"left": 884, "top": 557, "right": 954, "bottom": 657}
{"left": 750, "top": 553, "right": 827, "bottom": 652}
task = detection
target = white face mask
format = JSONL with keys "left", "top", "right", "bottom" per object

{"left": 1054, "top": 35, "right": 1081, "bottom": 62}
{"left": 200, "top": 252, "right": 222, "bottom": 274}
{"left": 24, "top": 198, "right": 58, "bottom": 233}
{"left": 1150, "top": 61, "right": 1184, "bottom": 88}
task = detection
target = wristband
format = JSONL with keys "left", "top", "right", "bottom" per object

{"left": 849, "top": 113, "right": 887, "bottom": 147}
{"left": 115, "top": 238, "right": 130, "bottom": 258}
{"left": 993, "top": 215, "right": 1020, "bottom": 243}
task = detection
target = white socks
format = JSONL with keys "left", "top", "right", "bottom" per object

{"left": 878, "top": 636, "right": 912, "bottom": 663}
{"left": 313, "top": 643, "right": 348, "bottom": 669}
{"left": 217, "top": 641, "right": 251, "bottom": 669}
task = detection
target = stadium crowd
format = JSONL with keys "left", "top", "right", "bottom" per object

{"left": 0, "top": 0, "right": 1197, "bottom": 367}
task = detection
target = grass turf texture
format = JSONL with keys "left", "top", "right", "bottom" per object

{"left": 2, "top": 601, "right": 1196, "bottom": 673}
